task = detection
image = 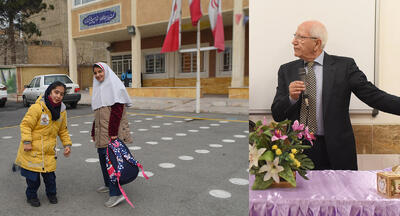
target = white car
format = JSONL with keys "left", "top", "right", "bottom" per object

{"left": 22, "top": 74, "right": 81, "bottom": 108}
{"left": 0, "top": 83, "right": 7, "bottom": 107}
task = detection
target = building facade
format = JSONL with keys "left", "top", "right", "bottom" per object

{"left": 68, "top": 0, "right": 249, "bottom": 98}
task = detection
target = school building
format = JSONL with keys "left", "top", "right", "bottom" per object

{"left": 67, "top": 0, "right": 249, "bottom": 99}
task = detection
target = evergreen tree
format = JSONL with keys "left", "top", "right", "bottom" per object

{"left": 0, "top": 0, "right": 54, "bottom": 64}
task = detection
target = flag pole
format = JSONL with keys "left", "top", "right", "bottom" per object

{"left": 195, "top": 20, "right": 201, "bottom": 113}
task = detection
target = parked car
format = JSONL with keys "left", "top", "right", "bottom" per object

{"left": 22, "top": 74, "right": 81, "bottom": 108}
{"left": 0, "top": 83, "right": 7, "bottom": 107}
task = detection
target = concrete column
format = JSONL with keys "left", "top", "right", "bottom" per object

{"left": 131, "top": 0, "right": 141, "bottom": 88}
{"left": 231, "top": 0, "right": 245, "bottom": 88}
{"left": 67, "top": 0, "right": 78, "bottom": 83}
{"left": 106, "top": 42, "right": 112, "bottom": 66}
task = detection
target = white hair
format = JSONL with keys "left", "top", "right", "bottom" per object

{"left": 309, "top": 21, "right": 328, "bottom": 49}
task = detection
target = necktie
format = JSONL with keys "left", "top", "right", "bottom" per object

{"left": 300, "top": 61, "right": 317, "bottom": 134}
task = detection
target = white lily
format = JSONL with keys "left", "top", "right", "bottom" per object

{"left": 258, "top": 157, "right": 284, "bottom": 183}
{"left": 249, "top": 144, "right": 266, "bottom": 169}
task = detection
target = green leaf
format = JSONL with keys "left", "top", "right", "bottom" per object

{"left": 252, "top": 174, "right": 274, "bottom": 190}
{"left": 299, "top": 158, "right": 314, "bottom": 170}
{"left": 297, "top": 169, "right": 309, "bottom": 180}
{"left": 278, "top": 165, "right": 296, "bottom": 187}
{"left": 259, "top": 150, "right": 274, "bottom": 162}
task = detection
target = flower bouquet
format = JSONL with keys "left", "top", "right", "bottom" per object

{"left": 249, "top": 118, "right": 315, "bottom": 190}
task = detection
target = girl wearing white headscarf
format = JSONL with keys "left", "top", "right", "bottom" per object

{"left": 90, "top": 62, "right": 133, "bottom": 208}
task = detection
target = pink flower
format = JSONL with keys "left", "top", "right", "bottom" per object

{"left": 257, "top": 129, "right": 264, "bottom": 136}
{"left": 303, "top": 126, "right": 316, "bottom": 145}
{"left": 263, "top": 116, "right": 268, "bottom": 126}
{"left": 271, "top": 130, "right": 288, "bottom": 142}
{"left": 292, "top": 120, "right": 304, "bottom": 131}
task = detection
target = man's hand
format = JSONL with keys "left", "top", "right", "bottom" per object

{"left": 64, "top": 146, "right": 71, "bottom": 157}
{"left": 289, "top": 81, "right": 306, "bottom": 100}
{"left": 91, "top": 136, "right": 95, "bottom": 142}
{"left": 23, "top": 143, "right": 32, "bottom": 151}
{"left": 110, "top": 136, "right": 118, "bottom": 140}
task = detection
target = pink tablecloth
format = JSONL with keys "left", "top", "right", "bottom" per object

{"left": 249, "top": 170, "right": 400, "bottom": 216}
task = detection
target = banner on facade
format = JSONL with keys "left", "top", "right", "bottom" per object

{"left": 79, "top": 5, "right": 121, "bottom": 31}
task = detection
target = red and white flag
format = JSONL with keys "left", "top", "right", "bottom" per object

{"left": 189, "top": 0, "right": 202, "bottom": 26}
{"left": 208, "top": 0, "right": 224, "bottom": 52}
{"left": 161, "top": 0, "right": 181, "bottom": 53}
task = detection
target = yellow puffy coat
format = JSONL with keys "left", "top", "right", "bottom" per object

{"left": 15, "top": 96, "right": 71, "bottom": 173}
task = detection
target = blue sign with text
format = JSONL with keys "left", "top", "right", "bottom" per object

{"left": 80, "top": 5, "right": 120, "bottom": 30}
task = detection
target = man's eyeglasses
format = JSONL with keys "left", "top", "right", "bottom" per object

{"left": 293, "top": 34, "right": 318, "bottom": 41}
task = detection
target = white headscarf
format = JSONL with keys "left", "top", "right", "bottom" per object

{"left": 91, "top": 62, "right": 132, "bottom": 110}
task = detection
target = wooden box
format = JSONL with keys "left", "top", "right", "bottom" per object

{"left": 377, "top": 171, "right": 400, "bottom": 198}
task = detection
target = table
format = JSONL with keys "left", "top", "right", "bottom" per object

{"left": 249, "top": 170, "right": 400, "bottom": 216}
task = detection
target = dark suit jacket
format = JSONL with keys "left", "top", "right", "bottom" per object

{"left": 271, "top": 52, "right": 400, "bottom": 170}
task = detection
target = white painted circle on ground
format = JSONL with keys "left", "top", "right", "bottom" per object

{"left": 128, "top": 122, "right": 132, "bottom": 125}
{"left": 85, "top": 158, "right": 99, "bottom": 163}
{"left": 130, "top": 132, "right": 134, "bottom": 134}
{"left": 184, "top": 118, "right": 193, "bottom": 121}
{"left": 72, "top": 143, "right": 82, "bottom": 147}
{"left": 55, "top": 148, "right": 60, "bottom": 152}
{"left": 145, "top": 118, "right": 153, "bottom": 120}
{"left": 209, "top": 144, "right": 223, "bottom": 148}
{"left": 209, "top": 190, "right": 231, "bottom": 199}
{"left": 2, "top": 136, "right": 12, "bottom": 139}
{"left": 229, "top": 178, "right": 249, "bottom": 185}
{"left": 80, "top": 131, "right": 89, "bottom": 134}
{"left": 244, "top": 130, "right": 249, "bottom": 134}
{"left": 163, "top": 123, "right": 173, "bottom": 126}
{"left": 151, "top": 125, "right": 161, "bottom": 128}
{"left": 175, "top": 133, "right": 187, "bottom": 136}
{"left": 199, "top": 126, "right": 210, "bottom": 129}
{"left": 188, "top": 129, "right": 199, "bottom": 132}
{"left": 222, "top": 139, "right": 235, "bottom": 143}
{"left": 161, "top": 137, "right": 173, "bottom": 141}
{"left": 219, "top": 121, "right": 229, "bottom": 123}
{"left": 155, "top": 116, "right": 163, "bottom": 118}
{"left": 178, "top": 155, "right": 194, "bottom": 160}
{"left": 128, "top": 146, "right": 141, "bottom": 150}
{"left": 84, "top": 122, "right": 92, "bottom": 124}
{"left": 234, "top": 135, "right": 247, "bottom": 138}
{"left": 146, "top": 141, "right": 159, "bottom": 145}
{"left": 69, "top": 134, "right": 73, "bottom": 137}
{"left": 210, "top": 123, "right": 220, "bottom": 126}
{"left": 139, "top": 171, "right": 154, "bottom": 178}
{"left": 70, "top": 124, "right": 79, "bottom": 127}
{"left": 195, "top": 149, "right": 210, "bottom": 154}
{"left": 174, "top": 120, "right": 183, "bottom": 123}
{"left": 138, "top": 128, "right": 148, "bottom": 132}
{"left": 134, "top": 120, "right": 142, "bottom": 123}
{"left": 158, "top": 163, "right": 175, "bottom": 168}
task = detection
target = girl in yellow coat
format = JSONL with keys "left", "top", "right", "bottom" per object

{"left": 15, "top": 81, "right": 72, "bottom": 207}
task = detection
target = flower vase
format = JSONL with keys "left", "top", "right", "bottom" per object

{"left": 270, "top": 171, "right": 296, "bottom": 188}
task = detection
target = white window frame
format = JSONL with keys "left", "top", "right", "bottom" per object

{"left": 111, "top": 51, "right": 131, "bottom": 78}
{"left": 175, "top": 43, "right": 209, "bottom": 78}
{"left": 215, "top": 41, "right": 233, "bottom": 77}
{"left": 73, "top": 0, "right": 101, "bottom": 8}
{"left": 141, "top": 48, "right": 168, "bottom": 79}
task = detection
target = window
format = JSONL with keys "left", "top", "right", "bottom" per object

{"left": 29, "top": 78, "right": 37, "bottom": 88}
{"left": 112, "top": 55, "right": 131, "bottom": 78}
{"left": 34, "top": 77, "right": 41, "bottom": 88}
{"left": 44, "top": 75, "right": 73, "bottom": 85}
{"left": 221, "top": 47, "right": 232, "bottom": 72}
{"left": 145, "top": 54, "right": 165, "bottom": 74}
{"left": 74, "top": 0, "right": 98, "bottom": 6}
{"left": 180, "top": 52, "right": 204, "bottom": 73}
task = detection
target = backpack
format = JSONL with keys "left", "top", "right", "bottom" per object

{"left": 106, "top": 138, "right": 149, "bottom": 208}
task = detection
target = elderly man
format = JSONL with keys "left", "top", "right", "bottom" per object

{"left": 271, "top": 20, "right": 400, "bottom": 170}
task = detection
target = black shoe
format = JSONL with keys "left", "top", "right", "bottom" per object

{"left": 47, "top": 195, "right": 58, "bottom": 204}
{"left": 27, "top": 198, "right": 41, "bottom": 207}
